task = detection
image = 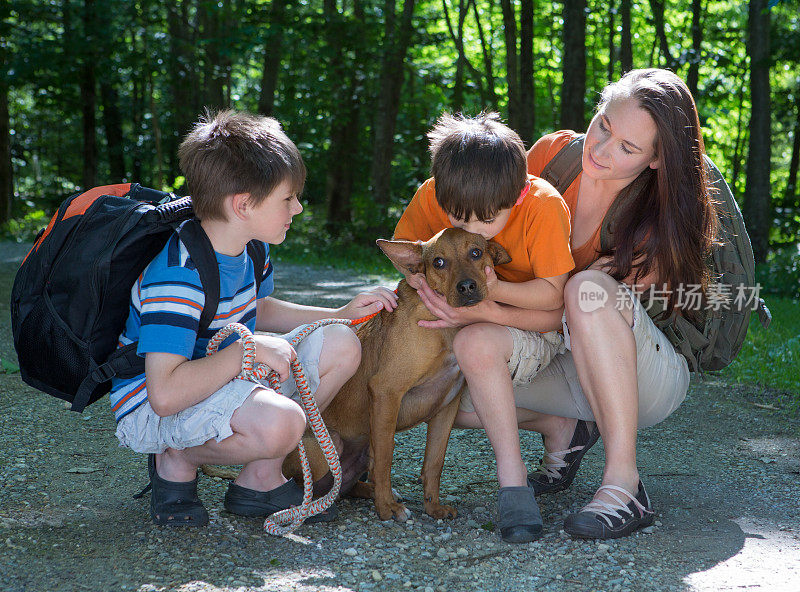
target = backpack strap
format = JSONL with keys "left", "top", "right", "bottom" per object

{"left": 72, "top": 221, "right": 267, "bottom": 411}
{"left": 540, "top": 134, "right": 585, "bottom": 194}
{"left": 177, "top": 219, "right": 221, "bottom": 335}
{"left": 72, "top": 222, "right": 267, "bottom": 411}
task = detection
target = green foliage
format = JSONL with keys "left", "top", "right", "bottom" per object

{"left": 721, "top": 296, "right": 800, "bottom": 406}
{"left": 1, "top": 208, "right": 49, "bottom": 243}
{"left": 272, "top": 203, "right": 398, "bottom": 276}
{"left": 756, "top": 247, "right": 800, "bottom": 300}
{"left": 3, "top": 0, "right": 799, "bottom": 298}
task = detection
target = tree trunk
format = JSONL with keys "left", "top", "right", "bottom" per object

{"left": 0, "top": 18, "right": 12, "bottom": 224}
{"left": 619, "top": 0, "right": 632, "bottom": 74}
{"left": 258, "top": 0, "right": 287, "bottom": 116}
{"left": 783, "top": 84, "right": 800, "bottom": 207}
{"left": 731, "top": 69, "right": 747, "bottom": 196}
{"left": 608, "top": 0, "right": 616, "bottom": 81}
{"left": 167, "top": 1, "right": 199, "bottom": 175}
{"left": 198, "top": 1, "right": 228, "bottom": 111}
{"left": 442, "top": 0, "right": 465, "bottom": 110}
{"left": 560, "top": 0, "right": 586, "bottom": 131}
{"left": 324, "top": 0, "right": 365, "bottom": 235}
{"left": 100, "top": 81, "right": 126, "bottom": 180}
{"left": 131, "top": 1, "right": 144, "bottom": 182}
{"left": 742, "top": 0, "right": 771, "bottom": 264}
{"left": 80, "top": 0, "right": 97, "bottom": 189}
{"left": 472, "top": 0, "right": 498, "bottom": 110}
{"left": 648, "top": 0, "right": 677, "bottom": 70}
{"left": 369, "top": 0, "right": 416, "bottom": 218}
{"left": 93, "top": 0, "right": 125, "bottom": 182}
{"left": 518, "top": 0, "right": 535, "bottom": 144}
{"left": 143, "top": 25, "right": 164, "bottom": 188}
{"left": 499, "top": 0, "right": 519, "bottom": 129}
{"left": 687, "top": 0, "right": 703, "bottom": 98}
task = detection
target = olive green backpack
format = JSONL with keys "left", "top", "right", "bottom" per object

{"left": 540, "top": 134, "right": 772, "bottom": 373}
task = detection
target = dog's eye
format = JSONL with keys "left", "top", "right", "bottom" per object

{"left": 470, "top": 248, "right": 483, "bottom": 259}
{"left": 432, "top": 257, "right": 445, "bottom": 269}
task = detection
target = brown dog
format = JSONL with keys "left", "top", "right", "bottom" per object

{"left": 286, "top": 227, "right": 510, "bottom": 521}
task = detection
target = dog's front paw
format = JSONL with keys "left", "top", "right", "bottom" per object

{"left": 375, "top": 500, "right": 413, "bottom": 522}
{"left": 425, "top": 502, "right": 458, "bottom": 520}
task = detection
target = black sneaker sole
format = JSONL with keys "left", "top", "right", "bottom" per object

{"left": 500, "top": 523, "right": 543, "bottom": 544}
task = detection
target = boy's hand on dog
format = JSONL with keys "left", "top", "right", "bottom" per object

{"left": 405, "top": 272, "right": 427, "bottom": 291}
{"left": 338, "top": 286, "right": 398, "bottom": 319}
{"left": 416, "top": 277, "right": 497, "bottom": 328}
{"left": 253, "top": 335, "right": 297, "bottom": 383}
{"left": 483, "top": 265, "right": 501, "bottom": 298}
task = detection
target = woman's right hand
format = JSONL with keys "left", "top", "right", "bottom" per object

{"left": 252, "top": 335, "right": 297, "bottom": 383}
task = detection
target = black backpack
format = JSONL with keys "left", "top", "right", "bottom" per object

{"left": 540, "top": 135, "right": 771, "bottom": 372}
{"left": 10, "top": 183, "right": 266, "bottom": 412}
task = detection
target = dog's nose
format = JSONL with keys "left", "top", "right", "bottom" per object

{"left": 456, "top": 279, "right": 478, "bottom": 296}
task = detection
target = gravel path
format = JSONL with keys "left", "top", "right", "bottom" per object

{"left": 1, "top": 242, "right": 798, "bottom": 592}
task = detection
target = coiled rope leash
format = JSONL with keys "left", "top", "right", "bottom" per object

{"left": 207, "top": 319, "right": 357, "bottom": 535}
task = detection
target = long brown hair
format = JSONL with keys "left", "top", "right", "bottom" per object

{"left": 597, "top": 69, "right": 718, "bottom": 324}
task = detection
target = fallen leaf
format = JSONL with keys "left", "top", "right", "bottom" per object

{"left": 752, "top": 402, "right": 779, "bottom": 410}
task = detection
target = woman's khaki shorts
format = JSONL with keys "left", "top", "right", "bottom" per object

{"left": 115, "top": 325, "right": 324, "bottom": 454}
{"left": 461, "top": 285, "right": 689, "bottom": 428}
{"left": 459, "top": 328, "right": 566, "bottom": 412}
{"left": 515, "top": 284, "right": 689, "bottom": 427}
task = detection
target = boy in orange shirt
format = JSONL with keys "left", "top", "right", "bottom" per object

{"left": 394, "top": 113, "right": 574, "bottom": 544}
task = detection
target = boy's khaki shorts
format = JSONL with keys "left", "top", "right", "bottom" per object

{"left": 459, "top": 328, "right": 566, "bottom": 413}
{"left": 115, "top": 325, "right": 324, "bottom": 454}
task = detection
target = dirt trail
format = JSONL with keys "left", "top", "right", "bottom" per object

{"left": 1, "top": 242, "right": 798, "bottom": 592}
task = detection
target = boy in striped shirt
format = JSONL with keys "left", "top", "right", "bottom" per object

{"left": 110, "top": 110, "right": 397, "bottom": 526}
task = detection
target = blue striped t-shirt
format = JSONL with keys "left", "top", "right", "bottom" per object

{"left": 109, "top": 231, "right": 274, "bottom": 422}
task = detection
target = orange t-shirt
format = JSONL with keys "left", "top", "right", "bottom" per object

{"left": 526, "top": 130, "right": 601, "bottom": 273}
{"left": 394, "top": 175, "right": 574, "bottom": 283}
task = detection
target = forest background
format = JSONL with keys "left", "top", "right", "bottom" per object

{"left": 1, "top": 0, "right": 799, "bottom": 397}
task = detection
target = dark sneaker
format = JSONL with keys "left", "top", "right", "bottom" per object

{"left": 497, "top": 485, "right": 543, "bottom": 544}
{"left": 527, "top": 420, "right": 599, "bottom": 496}
{"left": 564, "top": 481, "right": 655, "bottom": 539}
{"left": 224, "top": 478, "right": 337, "bottom": 523}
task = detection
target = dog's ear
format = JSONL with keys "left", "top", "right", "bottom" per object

{"left": 487, "top": 241, "right": 512, "bottom": 266}
{"left": 376, "top": 239, "right": 424, "bottom": 275}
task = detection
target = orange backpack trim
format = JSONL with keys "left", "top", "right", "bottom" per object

{"left": 23, "top": 184, "right": 133, "bottom": 265}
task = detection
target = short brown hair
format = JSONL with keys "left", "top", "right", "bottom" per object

{"left": 428, "top": 112, "right": 527, "bottom": 221}
{"left": 178, "top": 109, "right": 306, "bottom": 220}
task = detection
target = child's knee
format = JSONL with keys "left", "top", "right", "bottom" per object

{"left": 249, "top": 390, "right": 307, "bottom": 451}
{"left": 453, "top": 323, "right": 504, "bottom": 370}
{"left": 322, "top": 324, "right": 362, "bottom": 375}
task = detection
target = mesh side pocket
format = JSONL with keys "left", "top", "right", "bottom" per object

{"left": 17, "top": 294, "right": 91, "bottom": 400}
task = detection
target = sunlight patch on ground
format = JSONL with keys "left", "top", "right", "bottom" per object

{"left": 684, "top": 517, "right": 800, "bottom": 591}
{"left": 139, "top": 568, "right": 355, "bottom": 592}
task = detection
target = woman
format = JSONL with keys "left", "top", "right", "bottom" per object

{"left": 417, "top": 68, "right": 717, "bottom": 540}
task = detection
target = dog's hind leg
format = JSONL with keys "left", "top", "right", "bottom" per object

{"left": 420, "top": 386, "right": 463, "bottom": 519}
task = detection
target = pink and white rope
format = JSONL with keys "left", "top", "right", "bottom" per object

{"left": 206, "top": 319, "right": 353, "bottom": 535}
